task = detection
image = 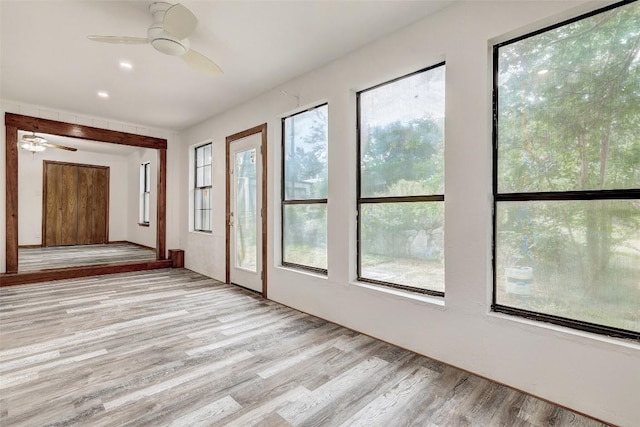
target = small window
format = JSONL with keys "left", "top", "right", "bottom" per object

{"left": 194, "top": 143, "right": 212, "bottom": 232}
{"left": 139, "top": 162, "right": 150, "bottom": 225}
{"left": 357, "top": 64, "right": 446, "bottom": 296}
{"left": 493, "top": 1, "right": 639, "bottom": 339}
{"left": 281, "top": 103, "right": 328, "bottom": 273}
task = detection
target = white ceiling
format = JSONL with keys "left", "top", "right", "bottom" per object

{"left": 1, "top": 1, "right": 454, "bottom": 131}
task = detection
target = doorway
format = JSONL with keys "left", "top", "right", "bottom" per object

{"left": 43, "top": 161, "right": 109, "bottom": 246}
{"left": 226, "top": 124, "right": 267, "bottom": 296}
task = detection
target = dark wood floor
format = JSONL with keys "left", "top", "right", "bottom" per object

{"left": 0, "top": 269, "right": 607, "bottom": 426}
{"left": 18, "top": 243, "right": 156, "bottom": 272}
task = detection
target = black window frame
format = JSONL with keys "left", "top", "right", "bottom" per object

{"left": 491, "top": 0, "right": 640, "bottom": 341}
{"left": 139, "top": 161, "right": 151, "bottom": 226}
{"left": 194, "top": 142, "right": 212, "bottom": 233}
{"left": 356, "top": 63, "right": 446, "bottom": 298}
{"left": 281, "top": 102, "right": 329, "bottom": 275}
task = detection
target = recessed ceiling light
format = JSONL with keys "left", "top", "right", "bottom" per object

{"left": 537, "top": 69, "right": 549, "bottom": 75}
{"left": 119, "top": 61, "right": 133, "bottom": 70}
{"left": 97, "top": 90, "right": 109, "bottom": 98}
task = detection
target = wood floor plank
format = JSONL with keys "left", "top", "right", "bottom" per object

{"left": 0, "top": 269, "right": 609, "bottom": 427}
{"left": 18, "top": 243, "right": 156, "bottom": 272}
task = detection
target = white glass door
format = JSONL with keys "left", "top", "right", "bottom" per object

{"left": 229, "top": 133, "right": 262, "bottom": 292}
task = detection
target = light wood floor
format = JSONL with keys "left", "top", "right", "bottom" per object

{"left": 18, "top": 243, "right": 156, "bottom": 272}
{"left": 0, "top": 269, "right": 607, "bottom": 426}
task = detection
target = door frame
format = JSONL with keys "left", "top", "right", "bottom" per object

{"left": 42, "top": 160, "right": 110, "bottom": 247}
{"left": 226, "top": 123, "right": 267, "bottom": 297}
{"left": 4, "top": 113, "right": 167, "bottom": 275}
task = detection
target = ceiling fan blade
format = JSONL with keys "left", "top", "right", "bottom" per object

{"left": 87, "top": 35, "right": 148, "bottom": 44}
{"left": 42, "top": 142, "right": 78, "bottom": 152}
{"left": 163, "top": 3, "right": 197, "bottom": 39}
{"left": 181, "top": 49, "right": 223, "bottom": 76}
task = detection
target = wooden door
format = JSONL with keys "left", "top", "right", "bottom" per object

{"left": 43, "top": 161, "right": 109, "bottom": 247}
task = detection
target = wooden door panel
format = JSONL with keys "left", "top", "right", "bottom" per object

{"left": 92, "top": 168, "right": 108, "bottom": 244}
{"left": 44, "top": 163, "right": 63, "bottom": 246}
{"left": 59, "top": 165, "right": 78, "bottom": 245}
{"left": 77, "top": 166, "right": 94, "bottom": 244}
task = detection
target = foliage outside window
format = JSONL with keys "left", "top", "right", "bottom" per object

{"left": 139, "top": 162, "right": 150, "bottom": 225}
{"left": 357, "top": 64, "right": 445, "bottom": 296}
{"left": 493, "top": 1, "right": 640, "bottom": 339}
{"left": 194, "top": 143, "right": 212, "bottom": 232}
{"left": 281, "top": 104, "right": 328, "bottom": 273}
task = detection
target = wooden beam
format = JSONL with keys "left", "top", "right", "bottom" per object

{"left": 5, "top": 125, "right": 18, "bottom": 273}
{"left": 5, "top": 113, "right": 167, "bottom": 149}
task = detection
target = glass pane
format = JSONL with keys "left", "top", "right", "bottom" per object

{"left": 204, "top": 164, "right": 212, "bottom": 187}
{"left": 235, "top": 149, "right": 257, "bottom": 271}
{"left": 139, "top": 165, "right": 145, "bottom": 192}
{"left": 283, "top": 104, "right": 328, "bottom": 200}
{"left": 202, "top": 188, "right": 210, "bottom": 210}
{"left": 196, "top": 166, "right": 204, "bottom": 187}
{"left": 196, "top": 145, "right": 204, "bottom": 167}
{"left": 283, "top": 204, "right": 327, "bottom": 270}
{"left": 194, "top": 188, "right": 202, "bottom": 210}
{"left": 359, "top": 66, "right": 445, "bottom": 198}
{"left": 360, "top": 202, "right": 444, "bottom": 293}
{"left": 143, "top": 193, "right": 150, "bottom": 223}
{"left": 497, "top": 2, "right": 640, "bottom": 193}
{"left": 496, "top": 200, "right": 640, "bottom": 333}
{"left": 202, "top": 210, "right": 210, "bottom": 232}
{"left": 194, "top": 210, "right": 202, "bottom": 231}
{"left": 145, "top": 164, "right": 151, "bottom": 190}
{"left": 204, "top": 144, "right": 212, "bottom": 166}
{"left": 139, "top": 194, "right": 145, "bottom": 222}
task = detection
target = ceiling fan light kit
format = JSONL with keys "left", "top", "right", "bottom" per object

{"left": 88, "top": 2, "right": 222, "bottom": 76}
{"left": 19, "top": 133, "right": 78, "bottom": 153}
{"left": 20, "top": 141, "right": 47, "bottom": 153}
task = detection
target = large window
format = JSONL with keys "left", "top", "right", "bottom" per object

{"left": 493, "top": 1, "right": 639, "bottom": 339}
{"left": 281, "top": 104, "right": 328, "bottom": 273}
{"left": 194, "top": 143, "right": 212, "bottom": 233}
{"left": 139, "top": 162, "right": 150, "bottom": 225}
{"left": 357, "top": 64, "right": 445, "bottom": 296}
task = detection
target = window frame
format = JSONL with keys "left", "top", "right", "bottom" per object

{"left": 356, "top": 63, "right": 446, "bottom": 298}
{"left": 139, "top": 161, "right": 151, "bottom": 226}
{"left": 280, "top": 102, "right": 329, "bottom": 275}
{"left": 194, "top": 142, "right": 213, "bottom": 233}
{"left": 491, "top": 0, "right": 640, "bottom": 340}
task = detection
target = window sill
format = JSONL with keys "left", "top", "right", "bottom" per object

{"left": 277, "top": 265, "right": 328, "bottom": 280}
{"left": 487, "top": 311, "right": 640, "bottom": 350}
{"left": 350, "top": 281, "right": 445, "bottom": 307}
{"left": 138, "top": 222, "right": 150, "bottom": 227}
{"left": 190, "top": 230, "right": 213, "bottom": 236}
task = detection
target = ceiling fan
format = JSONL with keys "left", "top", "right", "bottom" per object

{"left": 20, "top": 133, "right": 78, "bottom": 153}
{"left": 87, "top": 2, "right": 222, "bottom": 76}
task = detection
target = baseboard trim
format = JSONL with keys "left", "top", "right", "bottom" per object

{"left": 108, "top": 240, "right": 155, "bottom": 251}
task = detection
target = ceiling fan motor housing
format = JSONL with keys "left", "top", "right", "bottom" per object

{"left": 148, "top": 2, "right": 190, "bottom": 56}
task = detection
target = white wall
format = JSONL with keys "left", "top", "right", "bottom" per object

{"left": 1, "top": 100, "right": 182, "bottom": 271}
{"left": 126, "top": 148, "right": 157, "bottom": 249}
{"left": 18, "top": 147, "right": 129, "bottom": 246}
{"left": 179, "top": 1, "right": 640, "bottom": 425}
